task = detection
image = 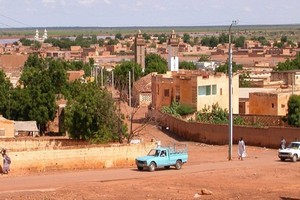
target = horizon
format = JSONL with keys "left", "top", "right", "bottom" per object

{"left": 0, "top": 1, "right": 299, "bottom": 28}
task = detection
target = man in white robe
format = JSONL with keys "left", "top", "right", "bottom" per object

{"left": 238, "top": 137, "right": 246, "bottom": 160}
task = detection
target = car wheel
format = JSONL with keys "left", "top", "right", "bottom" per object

{"left": 292, "top": 154, "right": 298, "bottom": 162}
{"left": 149, "top": 162, "right": 156, "bottom": 172}
{"left": 137, "top": 166, "right": 143, "bottom": 171}
{"left": 175, "top": 160, "right": 182, "bottom": 170}
{"left": 280, "top": 158, "right": 286, "bottom": 161}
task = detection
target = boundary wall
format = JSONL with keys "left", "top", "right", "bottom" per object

{"left": 151, "top": 110, "right": 300, "bottom": 149}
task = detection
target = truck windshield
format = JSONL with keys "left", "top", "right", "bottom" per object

{"left": 148, "top": 149, "right": 160, "bottom": 156}
{"left": 287, "top": 143, "right": 300, "bottom": 149}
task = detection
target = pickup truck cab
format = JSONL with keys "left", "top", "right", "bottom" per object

{"left": 278, "top": 141, "right": 300, "bottom": 162}
{"left": 135, "top": 144, "right": 188, "bottom": 172}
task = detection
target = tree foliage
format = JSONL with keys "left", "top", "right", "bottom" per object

{"left": 114, "top": 61, "right": 142, "bottom": 92}
{"left": 64, "top": 83, "right": 126, "bottom": 143}
{"left": 274, "top": 53, "right": 300, "bottom": 71}
{"left": 179, "top": 61, "right": 196, "bottom": 70}
{"left": 0, "top": 70, "right": 12, "bottom": 118}
{"left": 234, "top": 36, "right": 246, "bottom": 48}
{"left": 145, "top": 53, "right": 168, "bottom": 75}
{"left": 287, "top": 95, "right": 300, "bottom": 127}
{"left": 196, "top": 103, "right": 228, "bottom": 124}
{"left": 215, "top": 61, "right": 243, "bottom": 74}
{"left": 161, "top": 101, "right": 195, "bottom": 117}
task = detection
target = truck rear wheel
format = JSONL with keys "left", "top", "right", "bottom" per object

{"left": 149, "top": 162, "right": 156, "bottom": 172}
{"left": 175, "top": 160, "right": 182, "bottom": 170}
{"left": 292, "top": 154, "right": 298, "bottom": 162}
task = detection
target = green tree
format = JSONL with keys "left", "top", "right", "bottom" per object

{"left": 182, "top": 33, "right": 190, "bottom": 43}
{"left": 115, "top": 33, "right": 123, "bottom": 40}
{"left": 114, "top": 61, "right": 142, "bottom": 92}
{"left": 209, "top": 36, "right": 219, "bottom": 48}
{"left": 0, "top": 70, "right": 12, "bottom": 118}
{"left": 218, "top": 33, "right": 229, "bottom": 44}
{"left": 196, "top": 103, "right": 228, "bottom": 124}
{"left": 281, "top": 35, "right": 288, "bottom": 43}
{"left": 287, "top": 95, "right": 300, "bottom": 127}
{"left": 19, "top": 38, "right": 33, "bottom": 46}
{"left": 158, "top": 34, "right": 167, "bottom": 44}
{"left": 215, "top": 61, "right": 243, "bottom": 74}
{"left": 234, "top": 36, "right": 245, "bottom": 48}
{"left": 145, "top": 53, "right": 168, "bottom": 75}
{"left": 274, "top": 53, "right": 300, "bottom": 71}
{"left": 64, "top": 83, "right": 126, "bottom": 143}
{"left": 179, "top": 61, "right": 196, "bottom": 70}
{"left": 201, "top": 36, "right": 210, "bottom": 46}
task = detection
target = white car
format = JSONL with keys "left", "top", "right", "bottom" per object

{"left": 278, "top": 142, "right": 300, "bottom": 162}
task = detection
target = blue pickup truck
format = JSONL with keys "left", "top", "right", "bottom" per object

{"left": 135, "top": 144, "right": 188, "bottom": 171}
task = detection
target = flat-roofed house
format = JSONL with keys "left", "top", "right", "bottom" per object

{"left": 152, "top": 70, "right": 239, "bottom": 113}
{"left": 0, "top": 115, "right": 14, "bottom": 138}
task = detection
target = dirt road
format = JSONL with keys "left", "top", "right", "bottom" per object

{"left": 0, "top": 106, "right": 299, "bottom": 199}
{"left": 0, "top": 142, "right": 300, "bottom": 200}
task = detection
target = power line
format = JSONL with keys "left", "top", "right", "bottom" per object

{"left": 0, "top": 13, "right": 31, "bottom": 27}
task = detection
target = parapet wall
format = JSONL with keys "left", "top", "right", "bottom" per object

{"left": 5, "top": 142, "right": 156, "bottom": 173}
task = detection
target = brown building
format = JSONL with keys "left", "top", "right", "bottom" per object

{"left": 249, "top": 90, "right": 300, "bottom": 116}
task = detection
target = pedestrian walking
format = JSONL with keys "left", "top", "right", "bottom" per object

{"left": 280, "top": 138, "right": 286, "bottom": 149}
{"left": 1, "top": 148, "right": 11, "bottom": 174}
{"left": 238, "top": 137, "right": 246, "bottom": 160}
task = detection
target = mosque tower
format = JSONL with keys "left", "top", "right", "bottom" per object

{"left": 167, "top": 30, "right": 179, "bottom": 71}
{"left": 34, "top": 29, "right": 39, "bottom": 41}
{"left": 134, "top": 30, "right": 146, "bottom": 72}
{"left": 42, "top": 29, "right": 48, "bottom": 41}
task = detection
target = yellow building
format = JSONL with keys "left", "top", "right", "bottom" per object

{"left": 0, "top": 115, "right": 14, "bottom": 138}
{"left": 151, "top": 70, "right": 239, "bottom": 113}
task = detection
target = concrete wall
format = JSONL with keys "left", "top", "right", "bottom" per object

{"left": 0, "top": 138, "right": 90, "bottom": 151}
{"left": 6, "top": 143, "right": 156, "bottom": 173}
{"left": 152, "top": 110, "right": 300, "bottom": 149}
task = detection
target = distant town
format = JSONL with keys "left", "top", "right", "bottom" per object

{"left": 1, "top": 25, "right": 300, "bottom": 139}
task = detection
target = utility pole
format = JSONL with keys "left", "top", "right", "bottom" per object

{"left": 101, "top": 67, "right": 104, "bottom": 88}
{"left": 129, "top": 71, "right": 131, "bottom": 107}
{"left": 228, "top": 20, "right": 237, "bottom": 161}
{"left": 111, "top": 70, "right": 114, "bottom": 88}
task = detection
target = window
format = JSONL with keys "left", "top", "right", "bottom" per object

{"left": 272, "top": 103, "right": 274, "bottom": 108}
{"left": 220, "top": 88, "right": 222, "bottom": 95}
{"left": 164, "top": 89, "right": 169, "bottom": 97}
{"left": 198, "top": 85, "right": 215, "bottom": 96}
{"left": 212, "top": 85, "right": 217, "bottom": 95}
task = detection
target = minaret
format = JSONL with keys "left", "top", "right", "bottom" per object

{"left": 167, "top": 30, "right": 179, "bottom": 71}
{"left": 134, "top": 30, "right": 146, "bottom": 72}
{"left": 34, "top": 29, "right": 39, "bottom": 41}
{"left": 42, "top": 29, "right": 48, "bottom": 41}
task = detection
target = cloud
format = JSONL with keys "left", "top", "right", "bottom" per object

{"left": 103, "top": 0, "right": 111, "bottom": 5}
{"left": 153, "top": 4, "right": 165, "bottom": 11}
{"left": 42, "top": 0, "right": 56, "bottom": 4}
{"left": 78, "top": 0, "right": 97, "bottom": 5}
{"left": 243, "top": 6, "right": 252, "bottom": 12}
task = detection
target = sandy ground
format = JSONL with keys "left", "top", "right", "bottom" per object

{"left": 1, "top": 105, "right": 300, "bottom": 200}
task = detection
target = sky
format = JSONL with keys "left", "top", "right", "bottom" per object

{"left": 0, "top": 0, "right": 299, "bottom": 28}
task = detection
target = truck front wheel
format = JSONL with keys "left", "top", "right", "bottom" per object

{"left": 175, "top": 160, "right": 182, "bottom": 170}
{"left": 137, "top": 166, "right": 143, "bottom": 171}
{"left": 149, "top": 162, "right": 156, "bottom": 172}
{"left": 292, "top": 154, "right": 298, "bottom": 162}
